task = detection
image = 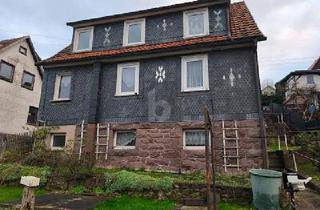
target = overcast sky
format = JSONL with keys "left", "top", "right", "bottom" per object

{"left": 0, "top": 0, "right": 319, "bottom": 85}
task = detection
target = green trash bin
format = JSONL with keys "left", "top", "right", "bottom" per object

{"left": 249, "top": 169, "right": 282, "bottom": 210}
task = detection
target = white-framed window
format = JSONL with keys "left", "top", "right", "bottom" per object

{"left": 116, "top": 62, "right": 139, "bottom": 96}
{"left": 53, "top": 74, "right": 72, "bottom": 101}
{"left": 183, "top": 8, "right": 209, "bottom": 38}
{"left": 181, "top": 54, "right": 209, "bottom": 92}
{"left": 114, "top": 131, "right": 136, "bottom": 150}
{"left": 183, "top": 129, "right": 209, "bottom": 150}
{"left": 123, "top": 18, "right": 146, "bottom": 46}
{"left": 73, "top": 27, "right": 94, "bottom": 52}
{"left": 51, "top": 133, "right": 66, "bottom": 150}
{"left": 307, "top": 75, "right": 315, "bottom": 84}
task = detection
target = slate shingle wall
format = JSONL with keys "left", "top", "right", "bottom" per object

{"left": 39, "top": 47, "right": 260, "bottom": 125}
{"left": 92, "top": 5, "right": 228, "bottom": 51}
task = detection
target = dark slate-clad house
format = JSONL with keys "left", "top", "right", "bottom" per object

{"left": 38, "top": 0, "right": 267, "bottom": 174}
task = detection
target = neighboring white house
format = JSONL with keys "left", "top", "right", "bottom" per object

{"left": 262, "top": 85, "right": 276, "bottom": 96}
{"left": 276, "top": 69, "right": 320, "bottom": 108}
{"left": 0, "top": 36, "right": 42, "bottom": 134}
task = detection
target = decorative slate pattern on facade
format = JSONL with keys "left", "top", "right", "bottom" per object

{"left": 38, "top": 2, "right": 265, "bottom": 65}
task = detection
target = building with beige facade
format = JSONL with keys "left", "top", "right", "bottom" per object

{"left": 0, "top": 36, "right": 42, "bottom": 134}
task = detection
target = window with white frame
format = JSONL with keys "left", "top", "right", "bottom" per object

{"left": 181, "top": 54, "right": 209, "bottom": 92}
{"left": 307, "top": 75, "right": 315, "bottom": 84}
{"left": 51, "top": 133, "right": 66, "bottom": 150}
{"left": 123, "top": 19, "right": 145, "bottom": 46}
{"left": 183, "top": 129, "right": 208, "bottom": 150}
{"left": 53, "top": 74, "right": 72, "bottom": 101}
{"left": 114, "top": 131, "right": 136, "bottom": 149}
{"left": 116, "top": 63, "right": 139, "bottom": 96}
{"left": 183, "top": 8, "right": 209, "bottom": 38}
{"left": 73, "top": 27, "right": 94, "bottom": 52}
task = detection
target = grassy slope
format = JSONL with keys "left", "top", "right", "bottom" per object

{"left": 0, "top": 186, "right": 45, "bottom": 203}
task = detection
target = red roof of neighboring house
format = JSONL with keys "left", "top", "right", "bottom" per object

{"left": 39, "top": 1, "right": 266, "bottom": 66}
{"left": 0, "top": 37, "right": 26, "bottom": 51}
{"left": 309, "top": 57, "right": 320, "bottom": 70}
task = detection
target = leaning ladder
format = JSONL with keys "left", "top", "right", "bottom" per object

{"left": 95, "top": 123, "right": 110, "bottom": 160}
{"left": 222, "top": 120, "right": 240, "bottom": 172}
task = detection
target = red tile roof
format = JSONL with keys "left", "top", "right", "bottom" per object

{"left": 0, "top": 37, "right": 26, "bottom": 51}
{"left": 40, "top": 2, "right": 265, "bottom": 66}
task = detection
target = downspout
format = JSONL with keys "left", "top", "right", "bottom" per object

{"left": 253, "top": 40, "right": 268, "bottom": 169}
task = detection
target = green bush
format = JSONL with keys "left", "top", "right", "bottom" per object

{"left": 0, "top": 164, "right": 51, "bottom": 186}
{"left": 70, "top": 185, "right": 87, "bottom": 194}
{"left": 107, "top": 171, "right": 173, "bottom": 192}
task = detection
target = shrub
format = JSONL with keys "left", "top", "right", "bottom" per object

{"left": 107, "top": 171, "right": 173, "bottom": 192}
{"left": 0, "top": 164, "right": 51, "bottom": 186}
{"left": 71, "top": 185, "right": 87, "bottom": 194}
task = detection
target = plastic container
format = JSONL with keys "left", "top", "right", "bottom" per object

{"left": 250, "top": 169, "right": 282, "bottom": 210}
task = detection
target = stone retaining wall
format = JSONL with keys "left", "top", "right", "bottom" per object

{"left": 76, "top": 119, "right": 264, "bottom": 174}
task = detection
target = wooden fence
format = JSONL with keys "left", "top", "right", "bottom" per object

{"left": 0, "top": 133, "right": 33, "bottom": 159}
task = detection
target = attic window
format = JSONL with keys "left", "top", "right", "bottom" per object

{"left": 19, "top": 46, "right": 27, "bottom": 55}
{"left": 307, "top": 75, "right": 315, "bottom": 84}
{"left": 73, "top": 27, "right": 94, "bottom": 52}
{"left": 123, "top": 19, "right": 145, "bottom": 46}
{"left": 183, "top": 8, "right": 209, "bottom": 38}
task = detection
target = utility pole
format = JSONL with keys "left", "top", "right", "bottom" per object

{"left": 204, "top": 107, "right": 217, "bottom": 210}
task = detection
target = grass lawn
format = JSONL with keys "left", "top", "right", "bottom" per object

{"left": 0, "top": 186, "right": 45, "bottom": 203}
{"left": 298, "top": 163, "right": 320, "bottom": 184}
{"left": 219, "top": 202, "right": 254, "bottom": 210}
{"left": 94, "top": 196, "right": 175, "bottom": 210}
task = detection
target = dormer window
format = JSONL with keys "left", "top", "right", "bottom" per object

{"left": 123, "top": 19, "right": 145, "bottom": 46}
{"left": 73, "top": 27, "right": 94, "bottom": 52}
{"left": 183, "top": 8, "right": 209, "bottom": 38}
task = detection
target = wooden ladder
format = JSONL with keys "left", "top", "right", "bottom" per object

{"left": 222, "top": 120, "right": 240, "bottom": 172}
{"left": 95, "top": 123, "right": 110, "bottom": 160}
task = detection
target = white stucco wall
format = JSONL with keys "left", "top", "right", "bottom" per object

{"left": 0, "top": 39, "right": 42, "bottom": 134}
{"left": 285, "top": 74, "right": 320, "bottom": 98}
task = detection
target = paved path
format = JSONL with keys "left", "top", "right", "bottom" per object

{"left": 1, "top": 193, "right": 106, "bottom": 210}
{"left": 295, "top": 189, "right": 320, "bottom": 210}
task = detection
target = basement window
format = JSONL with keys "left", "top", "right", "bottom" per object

{"left": 0, "top": 60, "right": 15, "bottom": 82}
{"left": 53, "top": 74, "right": 72, "bottom": 101}
{"left": 114, "top": 131, "right": 136, "bottom": 150}
{"left": 183, "top": 8, "right": 209, "bottom": 38}
{"left": 183, "top": 129, "right": 208, "bottom": 150}
{"left": 21, "top": 71, "right": 35, "bottom": 90}
{"left": 123, "top": 18, "right": 145, "bottom": 46}
{"left": 116, "top": 62, "right": 139, "bottom": 96}
{"left": 51, "top": 133, "right": 66, "bottom": 150}
{"left": 181, "top": 54, "right": 209, "bottom": 92}
{"left": 73, "top": 27, "right": 94, "bottom": 52}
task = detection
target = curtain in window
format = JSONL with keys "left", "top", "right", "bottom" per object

{"left": 187, "top": 60, "right": 203, "bottom": 88}
{"left": 189, "top": 14, "right": 204, "bottom": 35}
{"left": 117, "top": 132, "right": 136, "bottom": 146}
{"left": 128, "top": 23, "right": 142, "bottom": 43}
{"left": 121, "top": 67, "right": 135, "bottom": 92}
{"left": 186, "top": 131, "right": 206, "bottom": 146}
{"left": 59, "top": 76, "right": 71, "bottom": 98}
{"left": 78, "top": 31, "right": 90, "bottom": 50}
